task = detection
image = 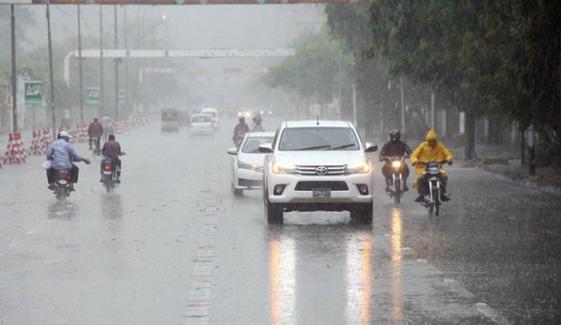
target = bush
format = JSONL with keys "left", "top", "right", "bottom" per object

{"left": 536, "top": 142, "right": 561, "bottom": 167}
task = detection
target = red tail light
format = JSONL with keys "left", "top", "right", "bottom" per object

{"left": 104, "top": 163, "right": 112, "bottom": 171}
{"left": 59, "top": 170, "right": 70, "bottom": 180}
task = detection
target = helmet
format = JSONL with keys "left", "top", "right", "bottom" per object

{"left": 58, "top": 130, "right": 71, "bottom": 140}
{"left": 389, "top": 129, "right": 400, "bottom": 141}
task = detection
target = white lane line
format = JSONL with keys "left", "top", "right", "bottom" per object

{"left": 183, "top": 203, "right": 219, "bottom": 324}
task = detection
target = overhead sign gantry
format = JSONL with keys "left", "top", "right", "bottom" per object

{"left": 2, "top": 0, "right": 357, "bottom": 4}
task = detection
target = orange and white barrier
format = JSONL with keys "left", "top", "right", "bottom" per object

{"left": 29, "top": 128, "right": 52, "bottom": 156}
{"left": 3, "top": 132, "right": 27, "bottom": 165}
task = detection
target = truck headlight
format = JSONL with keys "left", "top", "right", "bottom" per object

{"left": 238, "top": 161, "right": 256, "bottom": 170}
{"left": 346, "top": 161, "right": 371, "bottom": 174}
{"left": 271, "top": 162, "right": 296, "bottom": 174}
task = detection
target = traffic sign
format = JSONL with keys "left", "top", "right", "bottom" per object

{"left": 118, "top": 90, "right": 126, "bottom": 105}
{"left": 24, "top": 81, "right": 43, "bottom": 106}
{"left": 86, "top": 87, "right": 100, "bottom": 106}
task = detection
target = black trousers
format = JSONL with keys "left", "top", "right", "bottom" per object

{"left": 47, "top": 165, "right": 79, "bottom": 184}
{"left": 417, "top": 174, "right": 448, "bottom": 196}
{"left": 381, "top": 163, "right": 410, "bottom": 186}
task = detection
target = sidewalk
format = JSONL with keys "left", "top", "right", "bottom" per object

{"left": 453, "top": 144, "right": 561, "bottom": 195}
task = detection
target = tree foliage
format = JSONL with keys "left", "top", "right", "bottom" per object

{"left": 265, "top": 31, "right": 352, "bottom": 105}
{"left": 326, "top": 0, "right": 561, "bottom": 159}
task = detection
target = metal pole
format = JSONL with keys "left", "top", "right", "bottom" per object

{"left": 528, "top": 124, "right": 536, "bottom": 176}
{"left": 114, "top": 5, "right": 119, "bottom": 120}
{"left": 77, "top": 3, "right": 85, "bottom": 123}
{"left": 352, "top": 83, "right": 357, "bottom": 126}
{"left": 430, "top": 88, "right": 436, "bottom": 130}
{"left": 47, "top": 3, "right": 56, "bottom": 138}
{"left": 10, "top": 4, "right": 17, "bottom": 132}
{"left": 124, "top": 6, "right": 129, "bottom": 115}
{"left": 399, "top": 77, "right": 405, "bottom": 137}
{"left": 99, "top": 5, "right": 104, "bottom": 117}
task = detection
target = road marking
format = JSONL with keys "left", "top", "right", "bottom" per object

{"left": 183, "top": 201, "right": 220, "bottom": 324}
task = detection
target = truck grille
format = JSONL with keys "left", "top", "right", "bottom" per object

{"left": 295, "top": 165, "right": 346, "bottom": 176}
{"left": 295, "top": 181, "right": 348, "bottom": 191}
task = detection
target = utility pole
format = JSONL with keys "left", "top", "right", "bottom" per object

{"left": 430, "top": 88, "right": 436, "bottom": 130}
{"left": 77, "top": 3, "right": 84, "bottom": 123}
{"left": 47, "top": 3, "right": 56, "bottom": 138}
{"left": 10, "top": 4, "right": 17, "bottom": 132}
{"left": 99, "top": 5, "right": 104, "bottom": 117}
{"left": 352, "top": 83, "right": 357, "bottom": 127}
{"left": 124, "top": 6, "right": 129, "bottom": 116}
{"left": 399, "top": 77, "right": 406, "bottom": 137}
{"left": 114, "top": 5, "right": 119, "bottom": 120}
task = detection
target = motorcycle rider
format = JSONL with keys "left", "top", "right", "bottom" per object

{"left": 410, "top": 129, "right": 454, "bottom": 202}
{"left": 101, "top": 115, "right": 115, "bottom": 143}
{"left": 100, "top": 134, "right": 125, "bottom": 182}
{"left": 251, "top": 114, "right": 264, "bottom": 132}
{"left": 88, "top": 118, "right": 104, "bottom": 153}
{"left": 379, "top": 129, "right": 412, "bottom": 192}
{"left": 232, "top": 116, "right": 249, "bottom": 145}
{"left": 46, "top": 131, "right": 91, "bottom": 190}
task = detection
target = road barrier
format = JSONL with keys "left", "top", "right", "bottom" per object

{"left": 29, "top": 128, "right": 52, "bottom": 156}
{"left": 1, "top": 112, "right": 157, "bottom": 169}
{"left": 3, "top": 132, "right": 27, "bottom": 165}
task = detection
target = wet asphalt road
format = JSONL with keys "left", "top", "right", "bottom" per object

{"left": 0, "top": 120, "right": 560, "bottom": 324}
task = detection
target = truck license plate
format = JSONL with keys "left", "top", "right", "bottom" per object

{"left": 313, "top": 188, "right": 331, "bottom": 198}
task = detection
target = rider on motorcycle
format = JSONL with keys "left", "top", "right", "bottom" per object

{"left": 100, "top": 134, "right": 125, "bottom": 182}
{"left": 88, "top": 118, "right": 104, "bottom": 153}
{"left": 379, "top": 130, "right": 412, "bottom": 192}
{"left": 233, "top": 116, "right": 249, "bottom": 145}
{"left": 410, "top": 129, "right": 454, "bottom": 202}
{"left": 46, "top": 131, "right": 91, "bottom": 190}
{"left": 251, "top": 114, "right": 264, "bottom": 132}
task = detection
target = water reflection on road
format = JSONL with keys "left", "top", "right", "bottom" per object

{"left": 345, "top": 229, "right": 373, "bottom": 324}
{"left": 268, "top": 217, "right": 375, "bottom": 325}
{"left": 390, "top": 208, "right": 403, "bottom": 323}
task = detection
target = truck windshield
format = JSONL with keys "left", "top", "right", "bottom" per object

{"left": 278, "top": 127, "right": 360, "bottom": 151}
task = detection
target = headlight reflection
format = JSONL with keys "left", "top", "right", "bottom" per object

{"left": 346, "top": 233, "right": 373, "bottom": 324}
{"left": 269, "top": 235, "right": 296, "bottom": 325}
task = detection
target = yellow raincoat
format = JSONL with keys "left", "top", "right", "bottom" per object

{"left": 410, "top": 130, "right": 454, "bottom": 176}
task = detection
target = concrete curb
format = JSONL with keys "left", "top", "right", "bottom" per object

{"left": 481, "top": 166, "right": 561, "bottom": 196}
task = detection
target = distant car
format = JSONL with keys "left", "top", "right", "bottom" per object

{"left": 161, "top": 108, "right": 179, "bottom": 133}
{"left": 227, "top": 132, "right": 275, "bottom": 196}
{"left": 261, "top": 120, "right": 378, "bottom": 224}
{"left": 201, "top": 108, "right": 220, "bottom": 129}
{"left": 189, "top": 114, "right": 214, "bottom": 137}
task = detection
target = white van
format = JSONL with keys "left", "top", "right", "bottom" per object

{"left": 200, "top": 107, "right": 220, "bottom": 129}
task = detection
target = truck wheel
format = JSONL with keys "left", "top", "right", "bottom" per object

{"left": 266, "top": 203, "right": 283, "bottom": 225}
{"left": 350, "top": 202, "right": 373, "bottom": 224}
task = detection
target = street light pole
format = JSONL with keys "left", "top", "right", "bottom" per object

{"left": 124, "top": 6, "right": 130, "bottom": 115}
{"left": 77, "top": 3, "right": 84, "bottom": 124}
{"left": 47, "top": 3, "right": 56, "bottom": 138}
{"left": 10, "top": 4, "right": 17, "bottom": 133}
{"left": 99, "top": 5, "right": 104, "bottom": 117}
{"left": 114, "top": 5, "right": 119, "bottom": 120}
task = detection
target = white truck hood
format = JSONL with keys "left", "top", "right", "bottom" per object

{"left": 273, "top": 150, "right": 365, "bottom": 166}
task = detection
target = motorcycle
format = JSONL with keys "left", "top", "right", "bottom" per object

{"left": 417, "top": 160, "right": 448, "bottom": 216}
{"left": 384, "top": 156, "right": 407, "bottom": 205}
{"left": 101, "top": 158, "right": 121, "bottom": 193}
{"left": 52, "top": 169, "right": 73, "bottom": 200}
{"left": 89, "top": 137, "right": 101, "bottom": 156}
